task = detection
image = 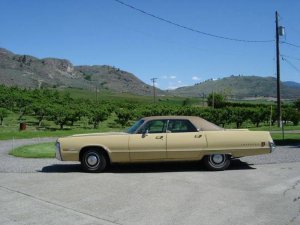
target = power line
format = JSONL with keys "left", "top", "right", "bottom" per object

{"left": 112, "top": 0, "right": 274, "bottom": 43}
{"left": 281, "top": 41, "right": 300, "bottom": 48}
{"left": 282, "top": 57, "right": 300, "bottom": 74}
{"left": 281, "top": 54, "right": 300, "bottom": 61}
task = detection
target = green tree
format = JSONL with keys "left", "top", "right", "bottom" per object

{"left": 88, "top": 107, "right": 109, "bottom": 129}
{"left": 231, "top": 108, "right": 250, "bottom": 128}
{"left": 49, "top": 105, "right": 72, "bottom": 129}
{"left": 0, "top": 108, "right": 9, "bottom": 125}
{"left": 32, "top": 102, "right": 51, "bottom": 127}
{"left": 294, "top": 99, "right": 300, "bottom": 110}
{"left": 249, "top": 107, "right": 268, "bottom": 127}
{"left": 115, "top": 109, "right": 134, "bottom": 127}
{"left": 207, "top": 93, "right": 226, "bottom": 108}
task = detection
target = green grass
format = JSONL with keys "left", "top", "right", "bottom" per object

{"left": 271, "top": 133, "right": 300, "bottom": 145}
{"left": 9, "top": 142, "right": 55, "bottom": 158}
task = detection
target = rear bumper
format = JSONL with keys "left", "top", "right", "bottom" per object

{"left": 269, "top": 141, "right": 276, "bottom": 153}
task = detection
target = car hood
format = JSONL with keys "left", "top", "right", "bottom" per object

{"left": 70, "top": 132, "right": 128, "bottom": 138}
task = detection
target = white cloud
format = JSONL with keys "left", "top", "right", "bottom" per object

{"left": 192, "top": 76, "right": 200, "bottom": 81}
{"left": 161, "top": 75, "right": 176, "bottom": 79}
{"left": 167, "top": 85, "right": 179, "bottom": 90}
{"left": 177, "top": 80, "right": 182, "bottom": 83}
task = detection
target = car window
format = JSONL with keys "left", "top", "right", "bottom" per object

{"left": 138, "top": 120, "right": 167, "bottom": 134}
{"left": 167, "top": 120, "right": 197, "bottom": 133}
{"left": 127, "top": 119, "right": 144, "bottom": 134}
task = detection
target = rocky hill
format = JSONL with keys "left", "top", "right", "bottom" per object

{"left": 0, "top": 48, "right": 162, "bottom": 95}
{"left": 170, "top": 75, "right": 300, "bottom": 99}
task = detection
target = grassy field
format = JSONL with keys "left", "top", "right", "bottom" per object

{"left": 9, "top": 142, "right": 55, "bottom": 158}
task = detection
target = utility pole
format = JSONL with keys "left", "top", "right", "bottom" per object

{"left": 212, "top": 91, "right": 215, "bottom": 109}
{"left": 275, "top": 11, "right": 281, "bottom": 127}
{"left": 151, "top": 78, "right": 158, "bottom": 104}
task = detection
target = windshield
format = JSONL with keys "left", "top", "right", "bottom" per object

{"left": 127, "top": 119, "right": 145, "bottom": 134}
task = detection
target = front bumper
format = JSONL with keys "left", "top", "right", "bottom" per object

{"left": 55, "top": 141, "right": 63, "bottom": 161}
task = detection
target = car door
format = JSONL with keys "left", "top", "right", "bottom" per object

{"left": 166, "top": 119, "right": 207, "bottom": 160}
{"left": 129, "top": 120, "right": 167, "bottom": 161}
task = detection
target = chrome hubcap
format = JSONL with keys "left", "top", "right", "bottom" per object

{"left": 211, "top": 154, "right": 224, "bottom": 164}
{"left": 87, "top": 155, "right": 99, "bottom": 166}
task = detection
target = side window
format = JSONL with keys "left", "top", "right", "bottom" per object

{"left": 138, "top": 120, "right": 167, "bottom": 134}
{"left": 167, "top": 120, "right": 197, "bottom": 133}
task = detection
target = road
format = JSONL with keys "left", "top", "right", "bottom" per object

{"left": 0, "top": 138, "right": 299, "bottom": 225}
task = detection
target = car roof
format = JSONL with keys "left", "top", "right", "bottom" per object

{"left": 141, "top": 116, "right": 223, "bottom": 131}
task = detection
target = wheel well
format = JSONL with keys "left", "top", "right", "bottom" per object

{"left": 79, "top": 146, "right": 111, "bottom": 164}
{"left": 202, "top": 153, "right": 232, "bottom": 160}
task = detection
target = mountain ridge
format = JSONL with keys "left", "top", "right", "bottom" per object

{"left": 0, "top": 47, "right": 162, "bottom": 95}
{"left": 1, "top": 47, "right": 300, "bottom": 99}
{"left": 170, "top": 75, "right": 300, "bottom": 99}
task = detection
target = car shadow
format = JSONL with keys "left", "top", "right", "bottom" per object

{"left": 39, "top": 159, "right": 255, "bottom": 173}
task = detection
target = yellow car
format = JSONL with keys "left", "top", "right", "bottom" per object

{"left": 55, "top": 116, "right": 275, "bottom": 172}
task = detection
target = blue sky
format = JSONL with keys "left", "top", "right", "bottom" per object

{"left": 0, "top": 0, "right": 299, "bottom": 89}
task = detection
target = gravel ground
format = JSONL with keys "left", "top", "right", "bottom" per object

{"left": 0, "top": 138, "right": 299, "bottom": 173}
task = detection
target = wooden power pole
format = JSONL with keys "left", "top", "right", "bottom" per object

{"left": 151, "top": 78, "right": 158, "bottom": 104}
{"left": 275, "top": 11, "right": 281, "bottom": 127}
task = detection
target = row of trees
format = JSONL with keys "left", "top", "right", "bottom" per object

{"left": 0, "top": 85, "right": 299, "bottom": 129}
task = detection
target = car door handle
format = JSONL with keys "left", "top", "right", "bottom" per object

{"left": 194, "top": 134, "right": 202, "bottom": 138}
{"left": 155, "top": 136, "right": 164, "bottom": 139}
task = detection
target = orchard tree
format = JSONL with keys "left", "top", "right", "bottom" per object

{"left": 231, "top": 108, "right": 250, "bottom": 128}
{"left": 0, "top": 108, "right": 9, "bottom": 125}
{"left": 207, "top": 93, "right": 226, "bottom": 108}
{"left": 88, "top": 107, "right": 109, "bottom": 129}
{"left": 49, "top": 105, "right": 71, "bottom": 129}
{"left": 32, "top": 102, "right": 52, "bottom": 127}
{"left": 115, "top": 109, "right": 134, "bottom": 127}
{"left": 294, "top": 99, "right": 300, "bottom": 111}
{"left": 249, "top": 107, "right": 268, "bottom": 127}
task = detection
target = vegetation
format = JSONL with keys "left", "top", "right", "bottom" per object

{"left": 0, "top": 86, "right": 299, "bottom": 144}
{"left": 9, "top": 142, "right": 55, "bottom": 158}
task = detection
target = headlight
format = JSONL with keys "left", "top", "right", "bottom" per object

{"left": 269, "top": 141, "right": 276, "bottom": 153}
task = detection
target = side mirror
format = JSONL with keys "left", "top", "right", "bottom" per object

{"left": 142, "top": 129, "right": 149, "bottom": 138}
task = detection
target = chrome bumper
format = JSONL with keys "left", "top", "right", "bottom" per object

{"left": 269, "top": 141, "right": 276, "bottom": 153}
{"left": 55, "top": 141, "right": 63, "bottom": 161}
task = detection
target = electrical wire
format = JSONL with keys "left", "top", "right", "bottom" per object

{"left": 112, "top": 0, "right": 274, "bottom": 43}
{"left": 282, "top": 57, "right": 300, "bottom": 74}
{"left": 281, "top": 41, "right": 300, "bottom": 48}
{"left": 281, "top": 54, "right": 300, "bottom": 61}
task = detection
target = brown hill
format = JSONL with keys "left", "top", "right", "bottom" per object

{"left": 0, "top": 48, "right": 162, "bottom": 95}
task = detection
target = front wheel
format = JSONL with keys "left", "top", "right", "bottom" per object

{"left": 81, "top": 149, "right": 107, "bottom": 172}
{"left": 203, "top": 154, "right": 230, "bottom": 171}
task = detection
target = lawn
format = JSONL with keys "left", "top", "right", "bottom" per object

{"left": 9, "top": 142, "right": 55, "bottom": 158}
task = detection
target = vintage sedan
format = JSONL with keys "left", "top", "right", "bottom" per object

{"left": 55, "top": 116, "right": 276, "bottom": 172}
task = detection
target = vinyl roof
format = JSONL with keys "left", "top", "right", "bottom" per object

{"left": 142, "top": 116, "right": 223, "bottom": 131}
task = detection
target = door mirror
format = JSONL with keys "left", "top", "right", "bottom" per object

{"left": 142, "top": 129, "right": 149, "bottom": 138}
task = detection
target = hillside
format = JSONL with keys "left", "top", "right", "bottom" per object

{"left": 0, "top": 48, "right": 162, "bottom": 96}
{"left": 170, "top": 75, "right": 300, "bottom": 99}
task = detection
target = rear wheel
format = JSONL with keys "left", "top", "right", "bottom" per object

{"left": 81, "top": 149, "right": 107, "bottom": 172}
{"left": 203, "top": 154, "right": 230, "bottom": 171}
